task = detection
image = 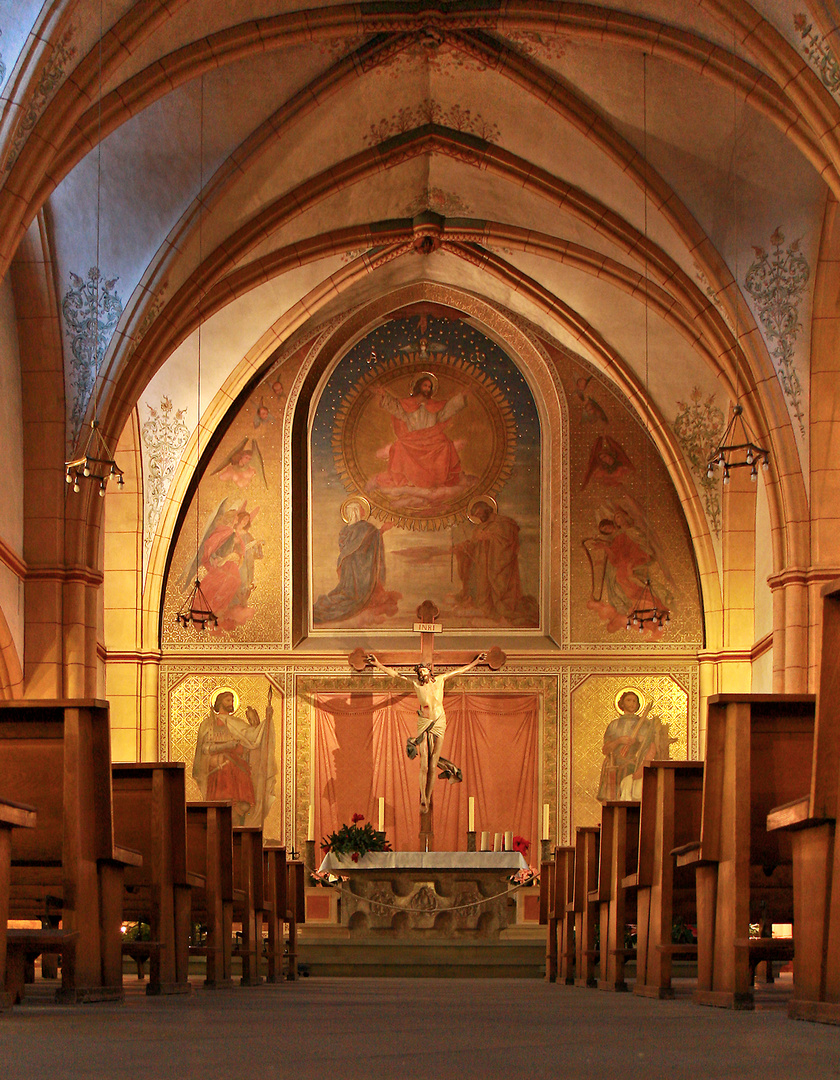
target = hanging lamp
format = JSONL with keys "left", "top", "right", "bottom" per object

{"left": 706, "top": 31, "right": 770, "bottom": 486}
{"left": 626, "top": 54, "right": 669, "bottom": 636}
{"left": 64, "top": 1, "right": 122, "bottom": 497}
{"left": 175, "top": 73, "right": 217, "bottom": 631}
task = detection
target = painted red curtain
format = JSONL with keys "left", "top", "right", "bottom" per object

{"left": 312, "top": 692, "right": 539, "bottom": 856}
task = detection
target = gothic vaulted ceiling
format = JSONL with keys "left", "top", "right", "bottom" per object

{"left": 0, "top": 0, "right": 834, "bottom": 580}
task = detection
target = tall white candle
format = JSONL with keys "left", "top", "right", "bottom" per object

{"left": 493, "top": 832, "right": 501, "bottom": 852}
{"left": 543, "top": 802, "right": 550, "bottom": 840}
{"left": 378, "top": 796, "right": 385, "bottom": 833}
{"left": 307, "top": 804, "right": 315, "bottom": 842}
{"left": 504, "top": 830, "right": 513, "bottom": 851}
{"left": 480, "top": 831, "right": 489, "bottom": 851}
{"left": 468, "top": 796, "right": 475, "bottom": 832}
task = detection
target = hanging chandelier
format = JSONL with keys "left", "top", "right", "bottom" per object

{"left": 175, "top": 578, "right": 218, "bottom": 630}
{"left": 65, "top": 420, "right": 125, "bottom": 496}
{"left": 705, "top": 404, "right": 769, "bottom": 484}
{"left": 625, "top": 579, "right": 669, "bottom": 633}
{"left": 626, "top": 55, "right": 668, "bottom": 637}
{"left": 176, "top": 72, "right": 217, "bottom": 632}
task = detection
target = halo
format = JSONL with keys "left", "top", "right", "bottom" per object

{"left": 340, "top": 495, "right": 371, "bottom": 523}
{"left": 410, "top": 370, "right": 439, "bottom": 396}
{"left": 211, "top": 686, "right": 240, "bottom": 713}
{"left": 467, "top": 495, "right": 498, "bottom": 524}
{"left": 614, "top": 687, "right": 646, "bottom": 714}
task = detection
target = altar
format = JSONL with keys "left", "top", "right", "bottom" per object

{"left": 317, "top": 851, "right": 529, "bottom": 938}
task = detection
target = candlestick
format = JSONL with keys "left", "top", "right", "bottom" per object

{"left": 467, "top": 830, "right": 476, "bottom": 852}
{"left": 378, "top": 796, "right": 385, "bottom": 833}
{"left": 468, "top": 796, "right": 475, "bottom": 832}
{"left": 480, "top": 831, "right": 489, "bottom": 851}
{"left": 504, "top": 830, "right": 513, "bottom": 851}
{"left": 493, "top": 832, "right": 501, "bottom": 852}
{"left": 543, "top": 802, "right": 550, "bottom": 841}
{"left": 307, "top": 804, "right": 314, "bottom": 842}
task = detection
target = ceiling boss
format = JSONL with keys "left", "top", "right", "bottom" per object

{"left": 331, "top": 335, "right": 516, "bottom": 531}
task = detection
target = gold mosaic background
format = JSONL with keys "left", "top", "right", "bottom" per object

{"left": 571, "top": 672, "right": 689, "bottom": 830}
{"left": 165, "top": 669, "right": 284, "bottom": 840}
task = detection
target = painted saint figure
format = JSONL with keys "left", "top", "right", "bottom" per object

{"left": 192, "top": 688, "right": 277, "bottom": 825}
{"left": 371, "top": 373, "right": 467, "bottom": 492}
{"left": 366, "top": 652, "right": 486, "bottom": 813}
{"left": 455, "top": 497, "right": 538, "bottom": 626}
{"left": 313, "top": 497, "right": 400, "bottom": 624}
{"left": 596, "top": 690, "right": 672, "bottom": 802}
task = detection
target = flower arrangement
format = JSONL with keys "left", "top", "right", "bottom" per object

{"left": 320, "top": 813, "right": 392, "bottom": 863}
{"left": 512, "top": 835, "right": 530, "bottom": 856}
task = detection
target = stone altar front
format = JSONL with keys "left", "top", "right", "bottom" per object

{"left": 317, "top": 852, "right": 529, "bottom": 938}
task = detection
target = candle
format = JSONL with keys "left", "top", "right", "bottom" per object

{"left": 468, "top": 796, "right": 475, "bottom": 832}
{"left": 480, "top": 831, "right": 489, "bottom": 851}
{"left": 307, "top": 804, "right": 314, "bottom": 842}
{"left": 504, "top": 830, "right": 513, "bottom": 851}
{"left": 543, "top": 803, "right": 550, "bottom": 840}
{"left": 378, "top": 796, "right": 385, "bottom": 833}
{"left": 493, "top": 832, "right": 501, "bottom": 852}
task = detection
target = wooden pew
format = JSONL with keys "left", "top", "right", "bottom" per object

{"left": 186, "top": 802, "right": 234, "bottom": 988}
{"left": 263, "top": 845, "right": 287, "bottom": 983}
{"left": 112, "top": 763, "right": 191, "bottom": 995}
{"left": 540, "top": 850, "right": 557, "bottom": 982}
{"left": 232, "top": 827, "right": 264, "bottom": 986}
{"left": 593, "top": 801, "right": 640, "bottom": 992}
{"left": 767, "top": 579, "right": 840, "bottom": 1024}
{"left": 286, "top": 859, "right": 305, "bottom": 980}
{"left": 0, "top": 700, "right": 141, "bottom": 1003}
{"left": 0, "top": 799, "right": 36, "bottom": 1011}
{"left": 555, "top": 846, "right": 576, "bottom": 985}
{"left": 629, "top": 762, "right": 703, "bottom": 998}
{"left": 675, "top": 695, "right": 815, "bottom": 1009}
{"left": 568, "top": 826, "right": 600, "bottom": 988}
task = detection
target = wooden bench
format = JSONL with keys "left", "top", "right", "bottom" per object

{"left": 627, "top": 762, "right": 703, "bottom": 998}
{"left": 263, "top": 845, "right": 288, "bottom": 983}
{"left": 186, "top": 802, "right": 234, "bottom": 988}
{"left": 568, "top": 826, "right": 600, "bottom": 988}
{"left": 0, "top": 700, "right": 142, "bottom": 1003}
{"left": 232, "top": 827, "right": 264, "bottom": 986}
{"left": 675, "top": 695, "right": 815, "bottom": 1009}
{"left": 286, "top": 859, "right": 305, "bottom": 980}
{"left": 112, "top": 763, "right": 192, "bottom": 995}
{"left": 0, "top": 799, "right": 36, "bottom": 1010}
{"left": 766, "top": 579, "right": 840, "bottom": 1025}
{"left": 592, "top": 801, "right": 640, "bottom": 992}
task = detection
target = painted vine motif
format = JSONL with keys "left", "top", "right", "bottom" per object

{"left": 794, "top": 13, "right": 840, "bottom": 99}
{"left": 5, "top": 29, "right": 76, "bottom": 172}
{"left": 0, "top": 29, "right": 6, "bottom": 86}
{"left": 363, "top": 99, "right": 500, "bottom": 146}
{"left": 141, "top": 396, "right": 190, "bottom": 560}
{"left": 399, "top": 186, "right": 473, "bottom": 219}
{"left": 672, "top": 389, "right": 724, "bottom": 537}
{"left": 743, "top": 228, "right": 809, "bottom": 434}
{"left": 62, "top": 267, "right": 124, "bottom": 442}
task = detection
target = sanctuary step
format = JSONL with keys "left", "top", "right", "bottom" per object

{"left": 297, "top": 933, "right": 546, "bottom": 978}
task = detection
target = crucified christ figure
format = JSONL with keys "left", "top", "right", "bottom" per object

{"left": 366, "top": 652, "right": 486, "bottom": 813}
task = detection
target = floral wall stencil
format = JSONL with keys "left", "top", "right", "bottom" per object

{"left": 672, "top": 389, "right": 725, "bottom": 537}
{"left": 126, "top": 283, "right": 168, "bottom": 359}
{"left": 744, "top": 228, "right": 809, "bottom": 434}
{"left": 5, "top": 29, "right": 76, "bottom": 172}
{"left": 399, "top": 186, "right": 473, "bottom": 218}
{"left": 794, "top": 13, "right": 840, "bottom": 99}
{"left": 0, "top": 29, "right": 6, "bottom": 86}
{"left": 363, "top": 99, "right": 500, "bottom": 146}
{"left": 62, "top": 267, "right": 124, "bottom": 442}
{"left": 692, "top": 263, "right": 735, "bottom": 334}
{"left": 506, "top": 30, "right": 571, "bottom": 64}
{"left": 141, "top": 396, "right": 190, "bottom": 559}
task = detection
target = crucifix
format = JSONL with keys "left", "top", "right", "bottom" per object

{"left": 349, "top": 600, "right": 506, "bottom": 851}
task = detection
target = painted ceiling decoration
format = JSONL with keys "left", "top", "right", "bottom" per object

{"left": 0, "top": 0, "right": 834, "bottom": 593}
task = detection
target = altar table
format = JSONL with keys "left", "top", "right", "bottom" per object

{"left": 317, "top": 852, "right": 529, "bottom": 937}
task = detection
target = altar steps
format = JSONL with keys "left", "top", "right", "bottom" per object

{"left": 297, "top": 933, "right": 545, "bottom": 978}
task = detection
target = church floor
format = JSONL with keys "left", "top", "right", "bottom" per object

{"left": 2, "top": 976, "right": 838, "bottom": 1080}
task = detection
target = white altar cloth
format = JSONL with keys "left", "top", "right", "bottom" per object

{"left": 318, "top": 851, "right": 528, "bottom": 872}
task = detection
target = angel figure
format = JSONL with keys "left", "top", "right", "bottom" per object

{"left": 212, "top": 437, "right": 267, "bottom": 490}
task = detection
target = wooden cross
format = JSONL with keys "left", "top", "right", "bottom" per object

{"left": 349, "top": 600, "right": 506, "bottom": 850}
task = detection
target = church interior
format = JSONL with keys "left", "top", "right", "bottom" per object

{"left": 1, "top": 0, "right": 840, "bottom": 1073}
